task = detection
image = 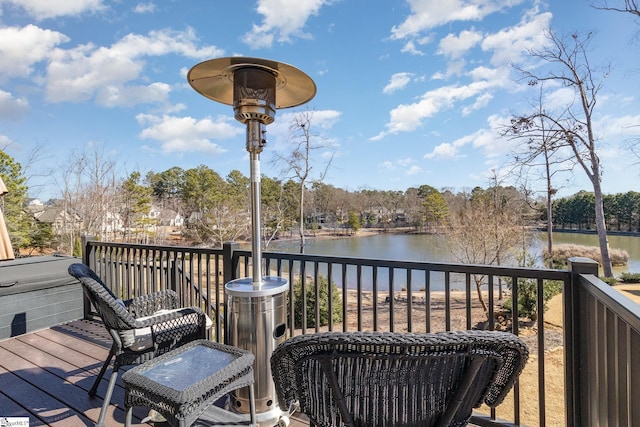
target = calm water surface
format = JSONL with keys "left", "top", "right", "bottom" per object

{"left": 265, "top": 231, "right": 640, "bottom": 290}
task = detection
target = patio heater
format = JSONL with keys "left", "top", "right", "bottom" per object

{"left": 187, "top": 57, "right": 316, "bottom": 425}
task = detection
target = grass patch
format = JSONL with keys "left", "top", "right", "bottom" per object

{"left": 619, "top": 272, "right": 640, "bottom": 283}
{"left": 543, "top": 243, "right": 629, "bottom": 268}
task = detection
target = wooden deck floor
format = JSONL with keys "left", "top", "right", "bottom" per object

{"left": 0, "top": 319, "right": 308, "bottom": 427}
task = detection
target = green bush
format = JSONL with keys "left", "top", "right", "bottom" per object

{"left": 293, "top": 275, "right": 343, "bottom": 328}
{"left": 619, "top": 272, "right": 640, "bottom": 283}
{"left": 599, "top": 276, "right": 618, "bottom": 286}
{"left": 503, "top": 279, "right": 563, "bottom": 322}
{"left": 504, "top": 251, "right": 562, "bottom": 322}
{"left": 72, "top": 236, "right": 82, "bottom": 258}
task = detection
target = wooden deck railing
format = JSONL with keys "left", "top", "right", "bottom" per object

{"left": 564, "top": 258, "right": 640, "bottom": 426}
{"left": 81, "top": 237, "right": 640, "bottom": 426}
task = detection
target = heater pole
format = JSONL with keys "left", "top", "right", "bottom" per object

{"left": 247, "top": 119, "right": 265, "bottom": 284}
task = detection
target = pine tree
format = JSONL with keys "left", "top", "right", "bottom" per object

{"left": 0, "top": 150, "right": 32, "bottom": 253}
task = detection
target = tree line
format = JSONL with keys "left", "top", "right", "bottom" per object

{"left": 550, "top": 190, "right": 640, "bottom": 232}
{"left": 0, "top": 147, "right": 526, "bottom": 251}
{"left": 2, "top": 145, "right": 638, "bottom": 254}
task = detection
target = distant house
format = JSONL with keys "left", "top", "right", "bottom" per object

{"left": 26, "top": 198, "right": 44, "bottom": 208}
{"left": 187, "top": 211, "right": 203, "bottom": 225}
{"left": 160, "top": 209, "right": 184, "bottom": 227}
{"left": 102, "top": 211, "right": 123, "bottom": 236}
{"left": 394, "top": 208, "right": 407, "bottom": 223}
{"left": 149, "top": 206, "right": 184, "bottom": 227}
{"left": 30, "top": 202, "right": 81, "bottom": 235}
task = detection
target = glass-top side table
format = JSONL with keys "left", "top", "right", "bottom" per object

{"left": 122, "top": 339, "right": 256, "bottom": 427}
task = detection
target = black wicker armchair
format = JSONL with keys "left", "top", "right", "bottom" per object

{"left": 68, "top": 263, "right": 208, "bottom": 427}
{"left": 271, "top": 330, "right": 528, "bottom": 427}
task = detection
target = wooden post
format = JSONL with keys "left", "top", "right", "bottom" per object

{"left": 565, "top": 257, "right": 599, "bottom": 427}
{"left": 223, "top": 241, "right": 240, "bottom": 284}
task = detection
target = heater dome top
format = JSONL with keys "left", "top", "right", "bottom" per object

{"left": 187, "top": 56, "right": 316, "bottom": 109}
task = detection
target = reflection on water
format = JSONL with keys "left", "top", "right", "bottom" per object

{"left": 530, "top": 232, "right": 640, "bottom": 274}
{"left": 268, "top": 233, "right": 453, "bottom": 262}
{"left": 263, "top": 231, "right": 640, "bottom": 291}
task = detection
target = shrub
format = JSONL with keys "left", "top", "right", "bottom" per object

{"left": 504, "top": 251, "right": 562, "bottom": 322}
{"left": 503, "top": 279, "right": 563, "bottom": 322}
{"left": 293, "top": 275, "right": 343, "bottom": 328}
{"left": 599, "top": 276, "right": 617, "bottom": 286}
{"left": 72, "top": 236, "right": 82, "bottom": 258}
{"left": 619, "top": 272, "right": 640, "bottom": 283}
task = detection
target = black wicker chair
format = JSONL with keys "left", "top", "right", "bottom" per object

{"left": 68, "top": 263, "right": 208, "bottom": 427}
{"left": 271, "top": 330, "right": 528, "bottom": 427}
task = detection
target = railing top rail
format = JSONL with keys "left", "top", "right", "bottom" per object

{"left": 86, "top": 240, "right": 224, "bottom": 255}
{"left": 577, "top": 273, "right": 640, "bottom": 333}
{"left": 263, "top": 250, "right": 570, "bottom": 280}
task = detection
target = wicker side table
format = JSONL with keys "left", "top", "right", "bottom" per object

{"left": 122, "top": 339, "right": 256, "bottom": 427}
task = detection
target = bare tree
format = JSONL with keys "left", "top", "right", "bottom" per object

{"left": 505, "top": 84, "right": 576, "bottom": 268}
{"left": 513, "top": 31, "right": 615, "bottom": 277}
{"left": 593, "top": 1, "right": 640, "bottom": 159}
{"left": 272, "top": 109, "right": 334, "bottom": 252}
{"left": 54, "top": 144, "right": 119, "bottom": 253}
{"left": 447, "top": 184, "right": 530, "bottom": 313}
{"left": 592, "top": 0, "right": 640, "bottom": 17}
{"left": 261, "top": 176, "right": 289, "bottom": 249}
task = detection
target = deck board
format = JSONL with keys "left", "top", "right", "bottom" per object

{"left": 0, "top": 319, "right": 308, "bottom": 427}
{"left": 0, "top": 390, "right": 40, "bottom": 422}
{"left": 0, "top": 361, "right": 92, "bottom": 426}
{"left": 0, "top": 329, "right": 137, "bottom": 426}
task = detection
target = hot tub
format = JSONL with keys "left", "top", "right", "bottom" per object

{"left": 0, "top": 255, "right": 82, "bottom": 339}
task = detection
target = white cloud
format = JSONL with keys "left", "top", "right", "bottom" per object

{"left": 406, "top": 165, "right": 422, "bottom": 175}
{"left": 391, "top": 0, "right": 524, "bottom": 40}
{"left": 0, "top": 89, "right": 29, "bottom": 120}
{"left": 267, "top": 109, "right": 341, "bottom": 147}
{"left": 469, "top": 128, "right": 505, "bottom": 157}
{"left": 45, "top": 28, "right": 223, "bottom": 106}
{"left": 95, "top": 82, "right": 171, "bottom": 107}
{"left": 310, "top": 109, "right": 342, "bottom": 129}
{"left": 134, "top": 2, "right": 156, "bottom": 14}
{"left": 481, "top": 11, "right": 552, "bottom": 66}
{"left": 0, "top": 25, "right": 69, "bottom": 81}
{"left": 1, "top": 0, "right": 106, "bottom": 20}
{"left": 424, "top": 142, "right": 463, "bottom": 159}
{"left": 462, "top": 92, "right": 493, "bottom": 115}
{"left": 372, "top": 80, "right": 494, "bottom": 140}
{"left": 543, "top": 86, "right": 577, "bottom": 112}
{"left": 397, "top": 157, "right": 414, "bottom": 167}
{"left": 380, "top": 157, "right": 417, "bottom": 173}
{"left": 400, "top": 35, "right": 433, "bottom": 56}
{"left": 424, "top": 115, "right": 509, "bottom": 160}
{"left": 472, "top": 114, "right": 515, "bottom": 158}
{"left": 0, "top": 133, "right": 13, "bottom": 147}
{"left": 383, "top": 73, "right": 413, "bottom": 94}
{"left": 467, "top": 65, "right": 507, "bottom": 82}
{"left": 375, "top": 6, "right": 553, "bottom": 141}
{"left": 400, "top": 40, "right": 425, "bottom": 55}
{"left": 596, "top": 114, "right": 640, "bottom": 138}
{"left": 136, "top": 114, "right": 243, "bottom": 155}
{"left": 242, "top": 0, "right": 331, "bottom": 48}
{"left": 437, "top": 29, "right": 483, "bottom": 59}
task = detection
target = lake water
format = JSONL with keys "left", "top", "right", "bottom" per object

{"left": 267, "top": 231, "right": 640, "bottom": 277}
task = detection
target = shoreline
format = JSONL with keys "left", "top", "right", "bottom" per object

{"left": 265, "top": 225, "right": 640, "bottom": 246}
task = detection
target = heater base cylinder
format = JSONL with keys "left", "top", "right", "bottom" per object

{"left": 225, "top": 277, "right": 288, "bottom": 415}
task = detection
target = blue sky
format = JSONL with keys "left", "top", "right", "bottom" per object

{"left": 0, "top": 0, "right": 638, "bottom": 201}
